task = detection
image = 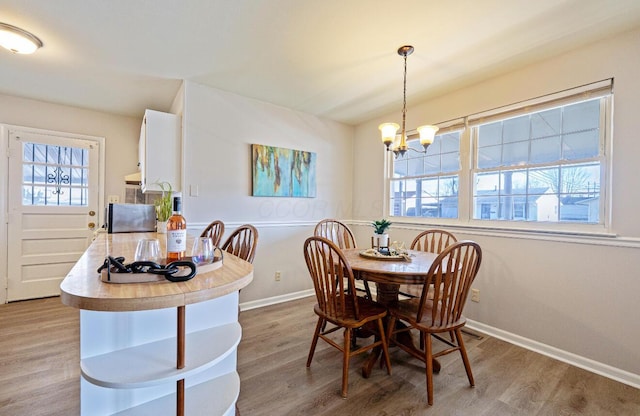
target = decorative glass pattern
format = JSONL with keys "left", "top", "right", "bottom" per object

{"left": 22, "top": 142, "right": 89, "bottom": 206}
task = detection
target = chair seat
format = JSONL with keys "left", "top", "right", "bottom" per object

{"left": 314, "top": 297, "right": 387, "bottom": 329}
{"left": 387, "top": 298, "right": 467, "bottom": 333}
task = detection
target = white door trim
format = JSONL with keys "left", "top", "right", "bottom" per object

{"left": 0, "top": 124, "right": 105, "bottom": 303}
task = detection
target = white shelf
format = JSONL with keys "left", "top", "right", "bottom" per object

{"left": 81, "top": 322, "right": 241, "bottom": 389}
{"left": 112, "top": 372, "right": 239, "bottom": 416}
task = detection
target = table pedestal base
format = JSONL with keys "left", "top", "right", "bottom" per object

{"left": 360, "top": 282, "right": 441, "bottom": 378}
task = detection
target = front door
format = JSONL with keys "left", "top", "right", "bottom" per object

{"left": 6, "top": 127, "right": 101, "bottom": 301}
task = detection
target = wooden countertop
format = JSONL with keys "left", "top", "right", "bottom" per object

{"left": 60, "top": 232, "right": 253, "bottom": 312}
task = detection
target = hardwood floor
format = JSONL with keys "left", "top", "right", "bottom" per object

{"left": 0, "top": 296, "right": 80, "bottom": 416}
{"left": 237, "top": 297, "right": 640, "bottom": 415}
{"left": 1, "top": 296, "right": 639, "bottom": 415}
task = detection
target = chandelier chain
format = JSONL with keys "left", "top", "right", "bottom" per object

{"left": 378, "top": 45, "right": 438, "bottom": 158}
{"left": 402, "top": 52, "right": 408, "bottom": 143}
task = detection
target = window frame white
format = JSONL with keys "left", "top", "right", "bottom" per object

{"left": 384, "top": 79, "right": 613, "bottom": 236}
{"left": 385, "top": 119, "right": 465, "bottom": 221}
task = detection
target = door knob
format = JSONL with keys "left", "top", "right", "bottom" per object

{"left": 88, "top": 222, "right": 96, "bottom": 229}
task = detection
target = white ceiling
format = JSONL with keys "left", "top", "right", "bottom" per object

{"left": 1, "top": 0, "right": 640, "bottom": 125}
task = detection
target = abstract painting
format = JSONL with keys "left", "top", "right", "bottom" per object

{"left": 251, "top": 144, "right": 316, "bottom": 197}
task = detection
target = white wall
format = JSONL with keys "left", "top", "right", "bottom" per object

{"left": 0, "top": 94, "right": 143, "bottom": 304}
{"left": 0, "top": 94, "right": 141, "bottom": 202}
{"left": 352, "top": 27, "right": 640, "bottom": 381}
{"left": 181, "top": 81, "right": 354, "bottom": 304}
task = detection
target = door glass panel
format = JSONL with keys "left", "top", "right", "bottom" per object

{"left": 22, "top": 142, "right": 90, "bottom": 206}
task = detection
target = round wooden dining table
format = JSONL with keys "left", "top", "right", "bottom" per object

{"left": 341, "top": 248, "right": 440, "bottom": 378}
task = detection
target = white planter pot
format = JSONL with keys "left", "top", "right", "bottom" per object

{"left": 373, "top": 233, "right": 389, "bottom": 248}
{"left": 156, "top": 220, "right": 167, "bottom": 234}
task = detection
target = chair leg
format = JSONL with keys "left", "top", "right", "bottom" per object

{"left": 455, "top": 328, "right": 475, "bottom": 387}
{"left": 342, "top": 328, "right": 352, "bottom": 398}
{"left": 424, "top": 331, "right": 434, "bottom": 406}
{"left": 307, "top": 317, "right": 323, "bottom": 367}
{"left": 386, "top": 316, "right": 397, "bottom": 347}
{"left": 423, "top": 331, "right": 453, "bottom": 348}
{"left": 363, "top": 280, "right": 372, "bottom": 300}
{"left": 377, "top": 318, "right": 392, "bottom": 375}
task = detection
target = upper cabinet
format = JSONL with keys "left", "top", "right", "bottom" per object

{"left": 139, "top": 109, "right": 181, "bottom": 192}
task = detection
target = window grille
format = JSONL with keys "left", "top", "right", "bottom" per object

{"left": 386, "top": 79, "right": 612, "bottom": 230}
{"left": 21, "top": 142, "right": 89, "bottom": 206}
{"left": 389, "top": 129, "right": 461, "bottom": 219}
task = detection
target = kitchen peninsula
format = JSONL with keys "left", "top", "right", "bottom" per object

{"left": 60, "top": 232, "right": 253, "bottom": 416}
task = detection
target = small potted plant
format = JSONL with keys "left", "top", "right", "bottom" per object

{"left": 371, "top": 219, "right": 392, "bottom": 249}
{"left": 154, "top": 181, "right": 173, "bottom": 233}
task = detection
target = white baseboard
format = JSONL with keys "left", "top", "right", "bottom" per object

{"left": 466, "top": 319, "right": 640, "bottom": 389}
{"left": 239, "top": 282, "right": 374, "bottom": 312}
{"left": 239, "top": 289, "right": 314, "bottom": 311}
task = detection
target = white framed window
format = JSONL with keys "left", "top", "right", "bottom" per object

{"left": 389, "top": 126, "right": 462, "bottom": 219}
{"left": 386, "top": 79, "right": 612, "bottom": 233}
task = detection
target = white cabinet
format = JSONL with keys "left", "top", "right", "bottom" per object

{"left": 139, "top": 109, "right": 181, "bottom": 192}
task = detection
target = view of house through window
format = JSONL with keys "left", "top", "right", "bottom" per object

{"left": 22, "top": 142, "right": 89, "bottom": 206}
{"left": 387, "top": 81, "right": 610, "bottom": 229}
{"left": 473, "top": 98, "right": 603, "bottom": 223}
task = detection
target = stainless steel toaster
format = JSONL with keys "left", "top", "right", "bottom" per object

{"left": 106, "top": 203, "right": 156, "bottom": 233}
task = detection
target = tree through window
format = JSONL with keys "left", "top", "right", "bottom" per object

{"left": 472, "top": 98, "right": 604, "bottom": 224}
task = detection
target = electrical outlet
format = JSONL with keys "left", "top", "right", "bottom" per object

{"left": 275, "top": 271, "right": 281, "bottom": 281}
{"left": 471, "top": 288, "right": 480, "bottom": 303}
{"left": 107, "top": 195, "right": 120, "bottom": 203}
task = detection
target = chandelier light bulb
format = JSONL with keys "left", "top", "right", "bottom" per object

{"left": 379, "top": 122, "right": 400, "bottom": 148}
{"left": 417, "top": 125, "right": 439, "bottom": 147}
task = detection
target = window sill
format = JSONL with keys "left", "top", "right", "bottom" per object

{"left": 352, "top": 219, "right": 640, "bottom": 248}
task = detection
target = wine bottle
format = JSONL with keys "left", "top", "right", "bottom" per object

{"left": 166, "top": 196, "right": 187, "bottom": 262}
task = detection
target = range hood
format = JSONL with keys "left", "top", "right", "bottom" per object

{"left": 124, "top": 172, "right": 141, "bottom": 185}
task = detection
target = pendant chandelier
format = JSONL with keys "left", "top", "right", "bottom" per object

{"left": 379, "top": 45, "right": 438, "bottom": 158}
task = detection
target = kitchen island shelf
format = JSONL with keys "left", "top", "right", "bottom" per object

{"left": 113, "top": 372, "right": 239, "bottom": 416}
{"left": 82, "top": 322, "right": 240, "bottom": 388}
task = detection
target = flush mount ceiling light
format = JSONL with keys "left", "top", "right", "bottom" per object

{"left": 379, "top": 45, "right": 438, "bottom": 158}
{"left": 0, "top": 22, "right": 43, "bottom": 54}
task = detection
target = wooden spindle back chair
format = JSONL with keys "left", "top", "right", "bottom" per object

{"left": 314, "top": 219, "right": 372, "bottom": 299}
{"left": 410, "top": 229, "right": 458, "bottom": 254}
{"left": 200, "top": 220, "right": 225, "bottom": 247}
{"left": 221, "top": 224, "right": 258, "bottom": 263}
{"left": 313, "top": 219, "right": 357, "bottom": 249}
{"left": 386, "top": 240, "right": 482, "bottom": 405}
{"left": 304, "top": 236, "right": 391, "bottom": 398}
{"left": 400, "top": 229, "right": 458, "bottom": 299}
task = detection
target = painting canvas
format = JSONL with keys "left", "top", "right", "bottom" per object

{"left": 252, "top": 144, "right": 316, "bottom": 197}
